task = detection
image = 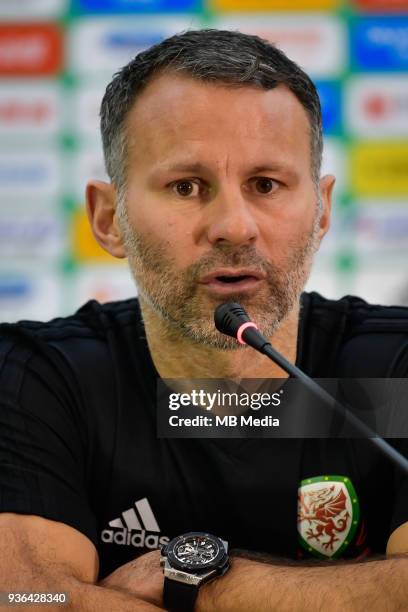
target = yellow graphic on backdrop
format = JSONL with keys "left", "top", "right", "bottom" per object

{"left": 210, "top": 0, "right": 338, "bottom": 9}
{"left": 351, "top": 143, "right": 408, "bottom": 197}
{"left": 72, "top": 209, "right": 123, "bottom": 263}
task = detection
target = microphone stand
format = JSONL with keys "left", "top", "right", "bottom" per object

{"left": 262, "top": 340, "right": 408, "bottom": 475}
{"left": 215, "top": 303, "right": 408, "bottom": 475}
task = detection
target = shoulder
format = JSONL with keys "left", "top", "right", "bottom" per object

{"left": 0, "top": 297, "right": 144, "bottom": 391}
{"left": 302, "top": 292, "right": 408, "bottom": 376}
{"left": 0, "top": 297, "right": 142, "bottom": 349}
{"left": 306, "top": 291, "right": 408, "bottom": 326}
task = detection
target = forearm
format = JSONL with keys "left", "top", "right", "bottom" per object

{"left": 0, "top": 567, "right": 164, "bottom": 611}
{"left": 198, "top": 555, "right": 408, "bottom": 612}
{"left": 65, "top": 578, "right": 165, "bottom": 612}
{"left": 0, "top": 576, "right": 164, "bottom": 612}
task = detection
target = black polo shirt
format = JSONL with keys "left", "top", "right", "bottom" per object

{"left": 0, "top": 292, "right": 407, "bottom": 578}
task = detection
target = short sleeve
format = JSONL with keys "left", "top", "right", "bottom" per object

{"left": 0, "top": 332, "right": 98, "bottom": 548}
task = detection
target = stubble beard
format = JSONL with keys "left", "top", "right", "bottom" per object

{"left": 118, "top": 201, "right": 322, "bottom": 350}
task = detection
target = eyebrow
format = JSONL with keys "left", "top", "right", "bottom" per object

{"left": 152, "top": 162, "right": 296, "bottom": 175}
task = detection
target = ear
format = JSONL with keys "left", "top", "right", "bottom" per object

{"left": 85, "top": 180, "right": 126, "bottom": 259}
{"left": 317, "top": 174, "right": 335, "bottom": 242}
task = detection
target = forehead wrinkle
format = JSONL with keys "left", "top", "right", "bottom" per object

{"left": 125, "top": 75, "right": 312, "bottom": 178}
{"left": 126, "top": 80, "right": 308, "bottom": 145}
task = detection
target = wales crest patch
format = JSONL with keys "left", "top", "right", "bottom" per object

{"left": 297, "top": 475, "right": 360, "bottom": 559}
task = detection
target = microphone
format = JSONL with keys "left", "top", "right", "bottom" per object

{"left": 214, "top": 303, "right": 269, "bottom": 351}
{"left": 214, "top": 302, "right": 408, "bottom": 474}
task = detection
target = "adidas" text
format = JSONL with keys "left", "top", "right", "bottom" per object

{"left": 101, "top": 528, "right": 170, "bottom": 549}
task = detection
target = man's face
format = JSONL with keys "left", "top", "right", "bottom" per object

{"left": 118, "top": 73, "right": 330, "bottom": 349}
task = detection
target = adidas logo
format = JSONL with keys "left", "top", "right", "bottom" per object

{"left": 101, "top": 497, "right": 170, "bottom": 549}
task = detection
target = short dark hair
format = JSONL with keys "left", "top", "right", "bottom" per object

{"left": 100, "top": 28, "right": 323, "bottom": 194}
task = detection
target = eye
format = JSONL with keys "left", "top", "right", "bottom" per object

{"left": 171, "top": 179, "right": 201, "bottom": 198}
{"left": 250, "top": 177, "right": 278, "bottom": 195}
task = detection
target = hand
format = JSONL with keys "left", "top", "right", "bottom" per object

{"left": 100, "top": 549, "right": 164, "bottom": 607}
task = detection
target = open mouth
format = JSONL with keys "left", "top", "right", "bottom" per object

{"left": 216, "top": 275, "right": 254, "bottom": 283}
{"left": 201, "top": 273, "right": 263, "bottom": 294}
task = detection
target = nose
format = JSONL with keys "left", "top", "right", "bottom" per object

{"left": 204, "top": 189, "right": 259, "bottom": 247}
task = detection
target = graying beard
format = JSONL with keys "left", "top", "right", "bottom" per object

{"left": 117, "top": 190, "right": 322, "bottom": 349}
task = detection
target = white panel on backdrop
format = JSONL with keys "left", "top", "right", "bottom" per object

{"left": 354, "top": 200, "right": 408, "bottom": 253}
{"left": 69, "top": 17, "right": 202, "bottom": 77}
{"left": 321, "top": 137, "right": 346, "bottom": 193}
{"left": 0, "top": 151, "right": 61, "bottom": 197}
{"left": 0, "top": 214, "right": 66, "bottom": 260}
{"left": 305, "top": 269, "right": 338, "bottom": 300}
{"left": 69, "top": 146, "right": 109, "bottom": 203}
{"left": 0, "top": 273, "right": 60, "bottom": 323}
{"left": 71, "top": 81, "right": 106, "bottom": 142}
{"left": 76, "top": 265, "right": 137, "bottom": 308}
{"left": 349, "top": 267, "right": 408, "bottom": 308}
{"left": 0, "top": 0, "right": 67, "bottom": 20}
{"left": 213, "top": 14, "right": 346, "bottom": 78}
{"left": 346, "top": 76, "right": 408, "bottom": 139}
{"left": 0, "top": 198, "right": 66, "bottom": 260}
{"left": 0, "top": 81, "right": 61, "bottom": 136}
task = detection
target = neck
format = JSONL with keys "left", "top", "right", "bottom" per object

{"left": 139, "top": 299, "right": 301, "bottom": 380}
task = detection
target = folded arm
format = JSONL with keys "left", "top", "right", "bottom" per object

{"left": 197, "top": 523, "right": 408, "bottom": 612}
{"left": 197, "top": 554, "right": 408, "bottom": 612}
{"left": 0, "top": 513, "right": 165, "bottom": 611}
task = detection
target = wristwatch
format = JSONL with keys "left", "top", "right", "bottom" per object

{"left": 160, "top": 531, "right": 229, "bottom": 612}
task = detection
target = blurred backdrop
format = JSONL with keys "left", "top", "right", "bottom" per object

{"left": 0, "top": 0, "right": 407, "bottom": 322}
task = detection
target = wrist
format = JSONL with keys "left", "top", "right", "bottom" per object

{"left": 161, "top": 532, "right": 229, "bottom": 612}
{"left": 196, "top": 557, "right": 273, "bottom": 612}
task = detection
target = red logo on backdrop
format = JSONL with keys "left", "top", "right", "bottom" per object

{"left": 0, "top": 102, "right": 51, "bottom": 123}
{"left": 0, "top": 25, "right": 63, "bottom": 76}
{"left": 363, "top": 94, "right": 390, "bottom": 119}
{"left": 354, "top": 0, "right": 408, "bottom": 9}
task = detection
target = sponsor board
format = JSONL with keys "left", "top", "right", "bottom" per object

{"left": 0, "top": 81, "right": 61, "bottom": 136}
{"left": 69, "top": 17, "right": 198, "bottom": 76}
{"left": 0, "top": 25, "right": 63, "bottom": 76}
{"left": 347, "top": 266, "right": 408, "bottom": 307}
{"left": 0, "top": 212, "right": 66, "bottom": 259}
{"left": 353, "top": 0, "right": 408, "bottom": 10}
{"left": 0, "top": 152, "right": 61, "bottom": 197}
{"left": 305, "top": 269, "right": 338, "bottom": 300}
{"left": 346, "top": 76, "right": 408, "bottom": 138}
{"left": 213, "top": 14, "right": 346, "bottom": 77}
{"left": 350, "top": 143, "right": 408, "bottom": 197}
{"left": 321, "top": 138, "right": 346, "bottom": 193}
{"left": 76, "top": 0, "right": 200, "bottom": 11}
{"left": 0, "top": 0, "right": 67, "bottom": 20}
{"left": 68, "top": 147, "right": 108, "bottom": 202}
{"left": 72, "top": 209, "right": 122, "bottom": 262}
{"left": 351, "top": 17, "right": 408, "bottom": 71}
{"left": 0, "top": 273, "right": 60, "bottom": 323}
{"left": 316, "top": 81, "right": 341, "bottom": 135}
{"left": 211, "top": 0, "right": 339, "bottom": 8}
{"left": 353, "top": 200, "right": 408, "bottom": 252}
{"left": 76, "top": 265, "right": 136, "bottom": 307}
{"left": 70, "top": 82, "right": 106, "bottom": 141}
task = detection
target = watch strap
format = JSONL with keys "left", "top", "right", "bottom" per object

{"left": 163, "top": 576, "right": 198, "bottom": 612}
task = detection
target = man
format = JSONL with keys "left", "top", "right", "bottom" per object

{"left": 1, "top": 29, "right": 408, "bottom": 611}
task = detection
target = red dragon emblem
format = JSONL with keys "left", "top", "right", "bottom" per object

{"left": 298, "top": 484, "right": 351, "bottom": 552}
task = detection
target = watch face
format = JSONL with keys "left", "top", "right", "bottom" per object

{"left": 166, "top": 532, "right": 227, "bottom": 572}
{"left": 175, "top": 535, "right": 218, "bottom": 566}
